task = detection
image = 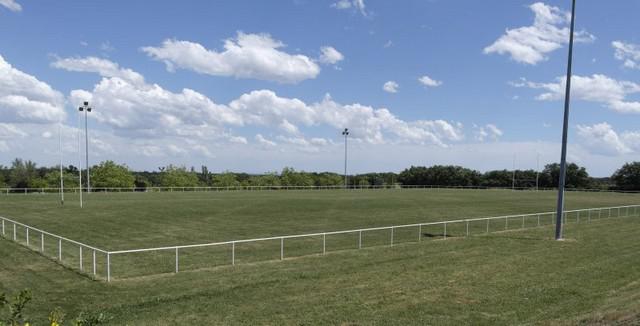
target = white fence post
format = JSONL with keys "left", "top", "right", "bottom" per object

{"left": 92, "top": 250, "right": 96, "bottom": 276}
{"left": 58, "top": 238, "right": 62, "bottom": 261}
{"left": 26, "top": 227, "right": 29, "bottom": 246}
{"left": 1, "top": 219, "right": 4, "bottom": 235}
{"left": 232, "top": 242, "right": 235, "bottom": 265}
{"left": 322, "top": 234, "right": 326, "bottom": 255}
{"left": 358, "top": 230, "right": 362, "bottom": 249}
{"left": 390, "top": 227, "right": 394, "bottom": 247}
{"left": 443, "top": 223, "right": 447, "bottom": 240}
{"left": 418, "top": 224, "right": 422, "bottom": 242}
{"left": 466, "top": 221, "right": 469, "bottom": 237}
{"left": 175, "top": 248, "right": 179, "bottom": 273}
{"left": 13, "top": 223, "right": 16, "bottom": 240}
{"left": 79, "top": 246, "right": 83, "bottom": 271}
{"left": 280, "top": 238, "right": 284, "bottom": 260}
{"left": 521, "top": 216, "right": 525, "bottom": 229}
{"left": 40, "top": 233, "right": 44, "bottom": 252}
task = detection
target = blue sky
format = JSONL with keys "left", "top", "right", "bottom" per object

{"left": 1, "top": 0, "right": 639, "bottom": 176}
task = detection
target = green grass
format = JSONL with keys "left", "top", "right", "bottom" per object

{"left": 1, "top": 189, "right": 640, "bottom": 324}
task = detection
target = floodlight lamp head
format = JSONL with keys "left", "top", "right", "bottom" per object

{"left": 78, "top": 107, "right": 83, "bottom": 112}
{"left": 342, "top": 128, "right": 349, "bottom": 135}
{"left": 87, "top": 108, "right": 92, "bottom": 112}
{"left": 84, "top": 101, "right": 89, "bottom": 106}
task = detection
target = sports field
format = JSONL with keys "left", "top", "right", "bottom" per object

{"left": 1, "top": 189, "right": 640, "bottom": 324}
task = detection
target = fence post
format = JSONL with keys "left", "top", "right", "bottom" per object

{"left": 537, "top": 214, "right": 540, "bottom": 227}
{"left": 26, "top": 227, "right": 29, "bottom": 246}
{"left": 175, "top": 248, "right": 179, "bottom": 273}
{"left": 79, "top": 246, "right": 83, "bottom": 271}
{"left": 323, "top": 234, "right": 326, "bottom": 255}
{"left": 232, "top": 242, "right": 235, "bottom": 265}
{"left": 41, "top": 233, "right": 44, "bottom": 252}
{"left": 443, "top": 223, "right": 447, "bottom": 240}
{"left": 107, "top": 253, "right": 111, "bottom": 282}
{"left": 418, "top": 224, "right": 422, "bottom": 242}
{"left": 486, "top": 219, "right": 489, "bottom": 233}
{"left": 505, "top": 217, "right": 508, "bottom": 231}
{"left": 92, "top": 250, "right": 96, "bottom": 276}
{"left": 390, "top": 227, "right": 394, "bottom": 247}
{"left": 1, "top": 219, "right": 4, "bottom": 235}
{"left": 466, "top": 221, "right": 469, "bottom": 237}
{"left": 521, "top": 216, "right": 525, "bottom": 229}
{"left": 359, "top": 230, "right": 362, "bottom": 249}
{"left": 280, "top": 238, "right": 284, "bottom": 260}
{"left": 13, "top": 223, "right": 16, "bottom": 241}
{"left": 58, "top": 238, "right": 62, "bottom": 261}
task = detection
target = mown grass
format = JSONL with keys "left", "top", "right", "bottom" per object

{"left": 1, "top": 189, "right": 640, "bottom": 324}
{"left": 1, "top": 216, "right": 640, "bottom": 324}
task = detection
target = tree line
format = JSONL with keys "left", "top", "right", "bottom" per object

{"left": 1, "top": 158, "right": 639, "bottom": 190}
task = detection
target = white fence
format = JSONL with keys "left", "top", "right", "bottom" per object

{"left": 1, "top": 204, "right": 639, "bottom": 282}
{"left": 2, "top": 185, "right": 638, "bottom": 194}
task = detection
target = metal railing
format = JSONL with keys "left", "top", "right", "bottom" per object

{"left": 2, "top": 204, "right": 638, "bottom": 282}
{"left": 2, "top": 185, "right": 638, "bottom": 194}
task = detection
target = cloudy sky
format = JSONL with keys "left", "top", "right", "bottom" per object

{"left": 1, "top": 0, "right": 639, "bottom": 176}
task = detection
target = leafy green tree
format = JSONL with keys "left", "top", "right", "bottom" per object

{"left": 159, "top": 165, "right": 200, "bottom": 187}
{"left": 540, "top": 163, "right": 591, "bottom": 189}
{"left": 44, "top": 168, "right": 79, "bottom": 188}
{"left": 90, "top": 161, "right": 135, "bottom": 188}
{"left": 612, "top": 162, "right": 640, "bottom": 191}
{"left": 212, "top": 171, "right": 239, "bottom": 187}
{"left": 8, "top": 158, "right": 38, "bottom": 188}
{"left": 248, "top": 172, "right": 281, "bottom": 187}
{"left": 280, "top": 167, "right": 314, "bottom": 186}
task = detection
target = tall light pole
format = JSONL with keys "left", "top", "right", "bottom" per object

{"left": 79, "top": 101, "right": 92, "bottom": 193}
{"left": 555, "top": 0, "right": 577, "bottom": 241}
{"left": 511, "top": 154, "right": 516, "bottom": 191}
{"left": 77, "top": 109, "right": 83, "bottom": 208}
{"left": 59, "top": 122, "right": 64, "bottom": 206}
{"left": 342, "top": 128, "right": 349, "bottom": 189}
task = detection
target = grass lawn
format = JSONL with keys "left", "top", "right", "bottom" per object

{"left": 1, "top": 189, "right": 640, "bottom": 324}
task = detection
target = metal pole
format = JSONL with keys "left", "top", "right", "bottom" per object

{"left": 77, "top": 109, "right": 83, "bottom": 208}
{"left": 232, "top": 242, "right": 235, "bottom": 265}
{"left": 84, "top": 107, "right": 90, "bottom": 193}
{"left": 41, "top": 233, "right": 44, "bottom": 252}
{"left": 59, "top": 122, "right": 64, "bottom": 206}
{"left": 58, "top": 238, "right": 62, "bottom": 260}
{"left": 359, "top": 230, "right": 362, "bottom": 249}
{"left": 554, "top": 0, "right": 577, "bottom": 241}
{"left": 26, "top": 228, "right": 29, "bottom": 246}
{"left": 79, "top": 246, "right": 83, "bottom": 271}
{"left": 92, "top": 250, "right": 96, "bottom": 275}
{"left": 175, "top": 248, "right": 179, "bottom": 273}
{"left": 342, "top": 128, "right": 349, "bottom": 189}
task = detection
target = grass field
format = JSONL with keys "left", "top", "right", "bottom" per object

{"left": 1, "top": 189, "right": 640, "bottom": 324}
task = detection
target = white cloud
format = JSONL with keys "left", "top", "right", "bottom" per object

{"left": 255, "top": 134, "right": 277, "bottom": 148}
{"left": 142, "top": 32, "right": 321, "bottom": 84}
{"left": 0, "top": 0, "right": 21, "bottom": 12}
{"left": 51, "top": 56, "right": 145, "bottom": 85}
{"left": 475, "top": 124, "right": 503, "bottom": 142}
{"left": 612, "top": 41, "right": 640, "bottom": 69}
{"left": 383, "top": 81, "right": 399, "bottom": 93}
{"left": 418, "top": 75, "right": 442, "bottom": 88}
{"left": 0, "top": 54, "right": 66, "bottom": 124}
{"left": 484, "top": 2, "right": 594, "bottom": 65}
{"left": 514, "top": 74, "right": 640, "bottom": 114}
{"left": 331, "top": 0, "right": 367, "bottom": 16}
{"left": 319, "top": 46, "right": 344, "bottom": 65}
{"left": 577, "top": 123, "right": 632, "bottom": 155}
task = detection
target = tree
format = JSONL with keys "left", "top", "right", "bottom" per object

{"left": 212, "top": 171, "right": 239, "bottom": 187}
{"left": 159, "top": 165, "right": 200, "bottom": 187}
{"left": 612, "top": 162, "right": 640, "bottom": 191}
{"left": 90, "top": 161, "right": 135, "bottom": 188}
{"left": 280, "top": 167, "right": 314, "bottom": 187}
{"left": 248, "top": 172, "right": 281, "bottom": 187}
{"left": 44, "top": 168, "right": 79, "bottom": 188}
{"left": 398, "top": 165, "right": 481, "bottom": 186}
{"left": 540, "top": 163, "right": 591, "bottom": 189}
{"left": 8, "top": 158, "right": 38, "bottom": 188}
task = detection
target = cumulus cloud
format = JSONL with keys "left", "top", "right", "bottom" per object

{"left": 0, "top": 0, "right": 21, "bottom": 12}
{"left": 513, "top": 74, "right": 640, "bottom": 114}
{"left": 576, "top": 123, "right": 634, "bottom": 155}
{"left": 0, "top": 54, "right": 65, "bottom": 124}
{"left": 318, "top": 46, "right": 344, "bottom": 65}
{"left": 484, "top": 2, "right": 594, "bottom": 65}
{"left": 383, "top": 81, "right": 399, "bottom": 93}
{"left": 51, "top": 56, "right": 145, "bottom": 85}
{"left": 331, "top": 0, "right": 367, "bottom": 16}
{"left": 612, "top": 41, "right": 640, "bottom": 69}
{"left": 418, "top": 75, "right": 442, "bottom": 88}
{"left": 142, "top": 32, "right": 321, "bottom": 84}
{"left": 255, "top": 134, "right": 277, "bottom": 148}
{"left": 475, "top": 124, "right": 503, "bottom": 142}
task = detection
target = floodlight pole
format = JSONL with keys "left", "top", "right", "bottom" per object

{"left": 511, "top": 154, "right": 516, "bottom": 191}
{"left": 555, "top": 0, "right": 577, "bottom": 241}
{"left": 79, "top": 102, "right": 92, "bottom": 193}
{"left": 77, "top": 109, "right": 83, "bottom": 208}
{"left": 342, "top": 128, "right": 349, "bottom": 189}
{"left": 59, "top": 122, "right": 64, "bottom": 206}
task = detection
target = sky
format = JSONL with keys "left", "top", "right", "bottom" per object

{"left": 0, "top": 0, "right": 639, "bottom": 176}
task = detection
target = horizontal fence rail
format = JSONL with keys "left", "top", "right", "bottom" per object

{"left": 2, "top": 185, "right": 639, "bottom": 194}
{"left": 4, "top": 204, "right": 638, "bottom": 282}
